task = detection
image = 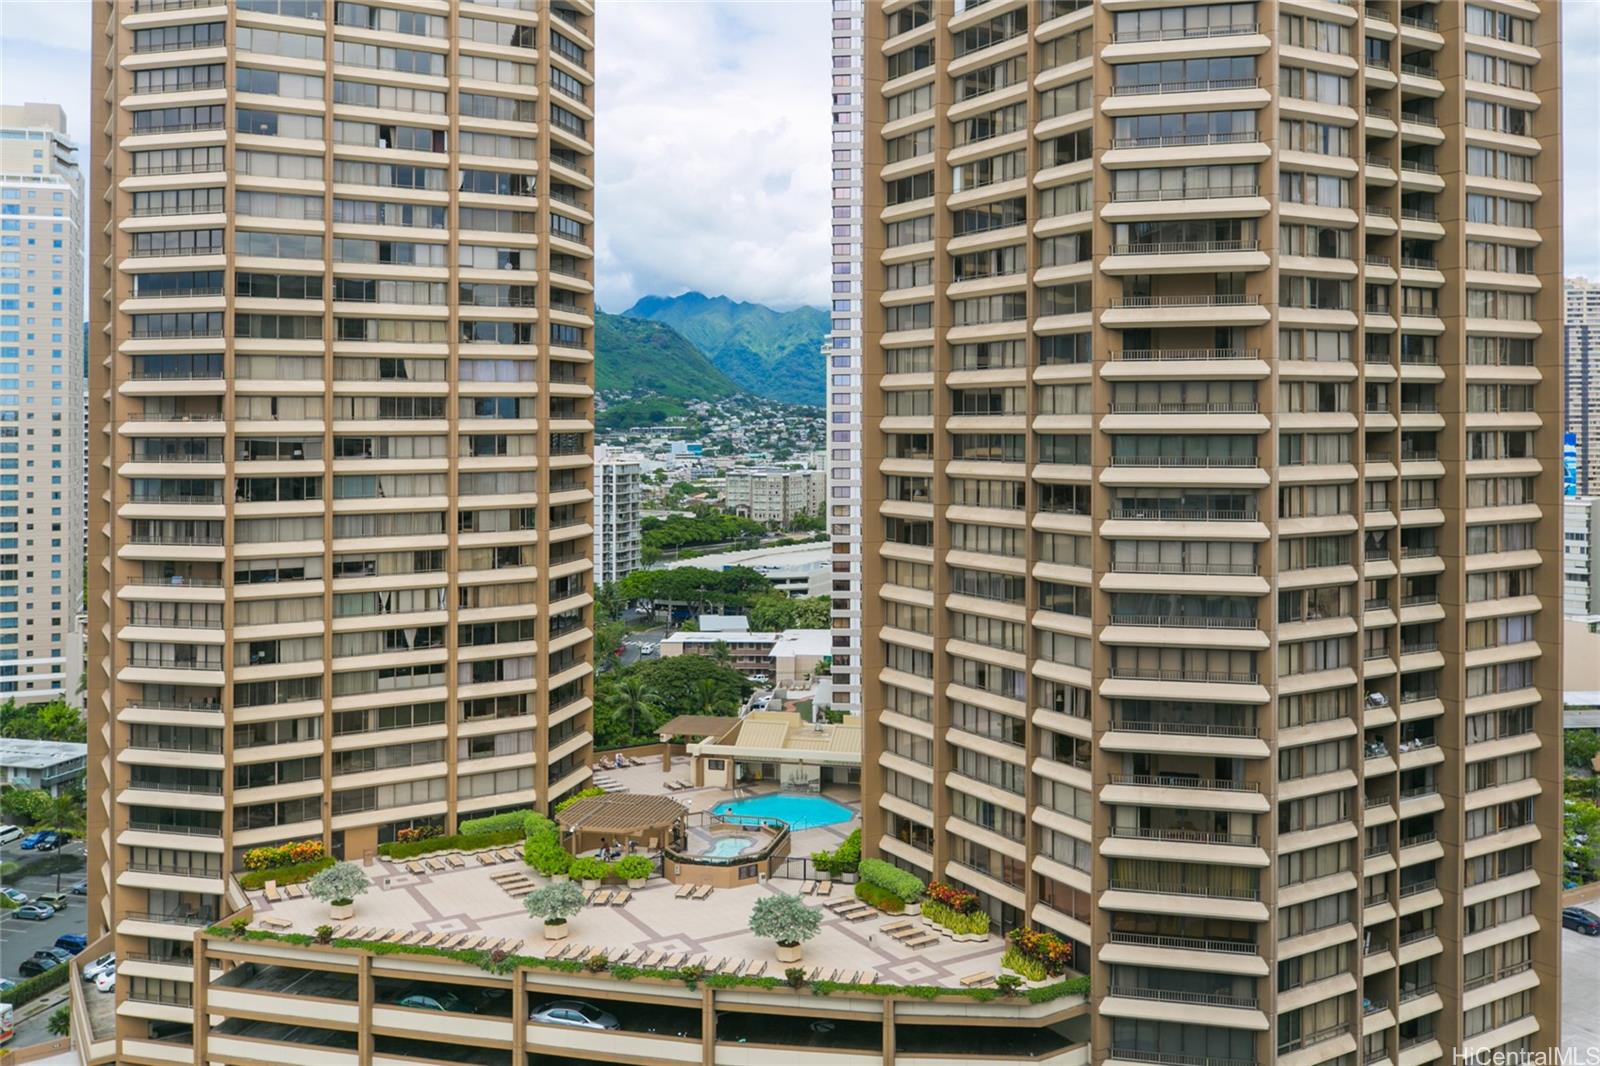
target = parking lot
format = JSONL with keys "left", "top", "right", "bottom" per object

{"left": 1564, "top": 913, "right": 1600, "bottom": 1055}
{"left": 1, "top": 836, "right": 88, "bottom": 981}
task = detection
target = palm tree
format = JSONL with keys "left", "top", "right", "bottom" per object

{"left": 615, "top": 676, "right": 659, "bottom": 739}
{"left": 692, "top": 678, "right": 722, "bottom": 716}
{"left": 30, "top": 791, "right": 86, "bottom": 892}
{"left": 711, "top": 640, "right": 732, "bottom": 669}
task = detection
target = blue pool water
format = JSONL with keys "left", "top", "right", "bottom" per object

{"left": 712, "top": 794, "right": 855, "bottom": 832}
{"left": 703, "top": 835, "right": 756, "bottom": 859}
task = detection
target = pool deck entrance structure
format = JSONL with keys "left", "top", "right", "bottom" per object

{"left": 654, "top": 714, "right": 743, "bottom": 771}
{"left": 687, "top": 710, "right": 862, "bottom": 790}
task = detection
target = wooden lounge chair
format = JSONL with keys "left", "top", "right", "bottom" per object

{"left": 847, "top": 908, "right": 874, "bottom": 922}
{"left": 500, "top": 938, "right": 523, "bottom": 954}
{"left": 890, "top": 926, "right": 922, "bottom": 941}
{"left": 723, "top": 958, "right": 745, "bottom": 976}
{"left": 285, "top": 883, "right": 307, "bottom": 899}
{"left": 661, "top": 952, "right": 684, "bottom": 968}
{"left": 258, "top": 915, "right": 292, "bottom": 930}
{"left": 880, "top": 920, "right": 914, "bottom": 935}
{"left": 799, "top": 880, "right": 815, "bottom": 896}
{"left": 544, "top": 942, "right": 570, "bottom": 960}
{"left": 692, "top": 884, "right": 713, "bottom": 900}
{"left": 497, "top": 848, "right": 518, "bottom": 862}
{"left": 816, "top": 880, "right": 833, "bottom": 897}
{"left": 806, "top": 965, "right": 826, "bottom": 982}
{"left": 744, "top": 960, "right": 767, "bottom": 978}
{"left": 446, "top": 853, "right": 467, "bottom": 869}
{"left": 263, "top": 881, "right": 282, "bottom": 903}
{"left": 904, "top": 933, "right": 939, "bottom": 949}
{"left": 641, "top": 950, "right": 663, "bottom": 967}
{"left": 960, "top": 971, "right": 995, "bottom": 988}
{"left": 592, "top": 890, "right": 612, "bottom": 906}
{"left": 427, "top": 857, "right": 448, "bottom": 872}
{"left": 407, "top": 861, "right": 427, "bottom": 875}
{"left": 476, "top": 852, "right": 496, "bottom": 866}
{"left": 490, "top": 869, "right": 520, "bottom": 882}
{"left": 329, "top": 923, "right": 354, "bottom": 938}
{"left": 611, "top": 889, "right": 631, "bottom": 907}
{"left": 674, "top": 883, "right": 695, "bottom": 899}
{"left": 859, "top": 971, "right": 879, "bottom": 985}
{"left": 611, "top": 948, "right": 637, "bottom": 965}
{"left": 824, "top": 897, "right": 855, "bottom": 911}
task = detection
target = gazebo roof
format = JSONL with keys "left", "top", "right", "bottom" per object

{"left": 556, "top": 793, "right": 689, "bottom": 836}
{"left": 656, "top": 714, "right": 742, "bottom": 741}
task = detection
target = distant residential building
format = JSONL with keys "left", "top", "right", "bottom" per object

{"left": 1567, "top": 497, "right": 1599, "bottom": 616}
{"left": 595, "top": 445, "right": 644, "bottom": 585}
{"left": 1567, "top": 278, "right": 1600, "bottom": 494}
{"left": 827, "top": 2, "right": 863, "bottom": 720}
{"left": 660, "top": 628, "right": 831, "bottom": 686}
{"left": 669, "top": 441, "right": 704, "bottom": 458}
{"left": 724, "top": 467, "right": 823, "bottom": 525}
{"left": 0, "top": 737, "right": 87, "bottom": 796}
{"left": 660, "top": 541, "right": 831, "bottom": 598}
{"left": 0, "top": 103, "right": 86, "bottom": 705}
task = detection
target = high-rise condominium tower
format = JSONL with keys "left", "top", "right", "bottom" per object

{"left": 0, "top": 103, "right": 86, "bottom": 706}
{"left": 860, "top": 1, "right": 1562, "bottom": 1061}
{"left": 87, "top": 0, "right": 596, "bottom": 1049}
{"left": 829, "top": 0, "right": 865, "bottom": 714}
{"left": 1563, "top": 276, "right": 1600, "bottom": 494}
{"left": 593, "top": 443, "right": 642, "bottom": 585}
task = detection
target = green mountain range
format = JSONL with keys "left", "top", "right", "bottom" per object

{"left": 623, "top": 291, "right": 828, "bottom": 406}
{"left": 595, "top": 310, "right": 739, "bottom": 399}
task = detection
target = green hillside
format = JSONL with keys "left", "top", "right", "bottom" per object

{"left": 623, "top": 291, "right": 828, "bottom": 407}
{"left": 595, "top": 310, "right": 739, "bottom": 400}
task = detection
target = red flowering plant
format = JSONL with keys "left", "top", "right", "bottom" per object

{"left": 925, "top": 881, "right": 979, "bottom": 914}
{"left": 243, "top": 839, "right": 325, "bottom": 871}
{"left": 1006, "top": 928, "right": 1073, "bottom": 977}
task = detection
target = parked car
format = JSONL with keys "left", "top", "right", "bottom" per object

{"left": 33, "top": 948, "right": 72, "bottom": 965}
{"left": 0, "top": 977, "right": 16, "bottom": 995}
{"left": 55, "top": 933, "right": 88, "bottom": 954}
{"left": 18, "top": 956, "right": 62, "bottom": 978}
{"left": 19, "top": 831, "right": 51, "bottom": 850}
{"left": 34, "top": 833, "right": 62, "bottom": 852}
{"left": 82, "top": 953, "right": 116, "bottom": 981}
{"left": 530, "top": 1000, "right": 620, "bottom": 1030}
{"left": 37, "top": 893, "right": 70, "bottom": 911}
{"left": 1564, "top": 907, "right": 1600, "bottom": 936}
{"left": 0, "top": 886, "right": 28, "bottom": 905}
{"left": 0, "top": 825, "right": 22, "bottom": 847}
{"left": 11, "top": 903, "right": 55, "bottom": 921}
{"left": 94, "top": 967, "right": 117, "bottom": 993}
{"left": 394, "top": 991, "right": 469, "bottom": 1013}
{"left": 71, "top": 880, "right": 89, "bottom": 895}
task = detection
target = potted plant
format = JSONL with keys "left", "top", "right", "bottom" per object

{"left": 308, "top": 861, "right": 372, "bottom": 921}
{"left": 615, "top": 854, "right": 652, "bottom": 889}
{"left": 523, "top": 880, "right": 585, "bottom": 941}
{"left": 749, "top": 892, "right": 821, "bottom": 964}
{"left": 569, "top": 856, "right": 608, "bottom": 891}
{"left": 528, "top": 838, "right": 573, "bottom": 882}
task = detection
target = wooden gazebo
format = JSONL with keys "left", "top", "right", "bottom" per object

{"left": 556, "top": 793, "right": 689, "bottom": 855}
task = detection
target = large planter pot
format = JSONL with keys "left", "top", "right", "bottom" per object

{"left": 904, "top": 902, "right": 922, "bottom": 916}
{"left": 551, "top": 873, "right": 570, "bottom": 884}
{"left": 543, "top": 920, "right": 569, "bottom": 941}
{"left": 775, "top": 942, "right": 803, "bottom": 964}
{"left": 329, "top": 901, "right": 354, "bottom": 921}
{"left": 627, "top": 877, "right": 647, "bottom": 890}
{"left": 582, "top": 878, "right": 601, "bottom": 891}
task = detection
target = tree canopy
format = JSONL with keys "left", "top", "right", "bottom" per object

{"left": 641, "top": 512, "right": 765, "bottom": 552}
{"left": 747, "top": 594, "right": 830, "bottom": 632}
{"left": 0, "top": 699, "right": 86, "bottom": 743}
{"left": 616, "top": 566, "right": 774, "bottom": 615}
{"left": 593, "top": 655, "right": 752, "bottom": 749}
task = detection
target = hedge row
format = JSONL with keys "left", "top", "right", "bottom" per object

{"left": 376, "top": 827, "right": 524, "bottom": 860}
{"left": 854, "top": 880, "right": 905, "bottom": 914}
{"left": 458, "top": 809, "right": 554, "bottom": 838}
{"left": 7, "top": 959, "right": 70, "bottom": 1008}
{"left": 238, "top": 856, "right": 334, "bottom": 891}
{"left": 858, "top": 857, "right": 924, "bottom": 902}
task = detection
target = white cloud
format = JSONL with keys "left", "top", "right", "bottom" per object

{"left": 0, "top": 1, "right": 93, "bottom": 150}
{"left": 1565, "top": 7, "right": 1600, "bottom": 279}
{"left": 594, "top": 1, "right": 831, "bottom": 312}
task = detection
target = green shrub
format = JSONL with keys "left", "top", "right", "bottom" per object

{"left": 854, "top": 881, "right": 904, "bottom": 914}
{"left": 1001, "top": 945, "right": 1047, "bottom": 981}
{"left": 553, "top": 786, "right": 606, "bottom": 814}
{"left": 377, "top": 828, "right": 523, "bottom": 860}
{"left": 525, "top": 837, "right": 571, "bottom": 877}
{"left": 238, "top": 856, "right": 334, "bottom": 891}
{"left": 858, "top": 857, "right": 924, "bottom": 902}
{"left": 811, "top": 828, "right": 861, "bottom": 876}
{"left": 569, "top": 856, "right": 609, "bottom": 881}
{"left": 459, "top": 809, "right": 550, "bottom": 837}
{"left": 614, "top": 855, "right": 653, "bottom": 881}
{"left": 6, "top": 961, "right": 70, "bottom": 1007}
{"left": 921, "top": 899, "right": 990, "bottom": 937}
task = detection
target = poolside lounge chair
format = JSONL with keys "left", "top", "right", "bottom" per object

{"left": 692, "top": 884, "right": 713, "bottom": 900}
{"left": 880, "top": 920, "right": 913, "bottom": 935}
{"left": 592, "top": 890, "right": 613, "bottom": 906}
{"left": 805, "top": 965, "right": 826, "bottom": 983}
{"left": 847, "top": 908, "right": 874, "bottom": 922}
{"left": 497, "top": 848, "right": 518, "bottom": 862}
{"left": 799, "top": 880, "right": 815, "bottom": 896}
{"left": 890, "top": 925, "right": 922, "bottom": 941}
{"left": 824, "top": 897, "right": 855, "bottom": 911}
{"left": 500, "top": 938, "right": 523, "bottom": 954}
{"left": 491, "top": 869, "right": 521, "bottom": 882}
{"left": 258, "top": 915, "right": 292, "bottom": 930}
{"left": 407, "top": 861, "right": 427, "bottom": 875}
{"left": 674, "top": 884, "right": 695, "bottom": 899}
{"left": 446, "top": 853, "right": 467, "bottom": 869}
{"left": 723, "top": 958, "right": 744, "bottom": 976}
{"left": 816, "top": 880, "right": 833, "bottom": 897}
{"left": 263, "top": 881, "right": 281, "bottom": 903}
{"left": 476, "top": 851, "right": 496, "bottom": 866}
{"left": 859, "top": 971, "right": 879, "bottom": 985}
{"left": 611, "top": 948, "right": 638, "bottom": 965}
{"left": 427, "top": 857, "right": 448, "bottom": 872}
{"left": 641, "top": 950, "right": 663, "bottom": 967}
{"left": 960, "top": 972, "right": 995, "bottom": 988}
{"left": 904, "top": 933, "right": 940, "bottom": 949}
{"left": 744, "top": 960, "right": 767, "bottom": 978}
{"left": 661, "top": 952, "right": 685, "bottom": 968}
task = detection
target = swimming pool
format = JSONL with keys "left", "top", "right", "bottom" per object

{"left": 712, "top": 794, "right": 855, "bottom": 832}
{"left": 702, "top": 835, "right": 757, "bottom": 859}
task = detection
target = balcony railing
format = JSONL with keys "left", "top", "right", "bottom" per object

{"left": 1401, "top": 13, "right": 1439, "bottom": 29}
{"left": 1108, "top": 1051, "right": 1256, "bottom": 1066}
{"left": 1106, "top": 931, "right": 1257, "bottom": 955}
{"left": 1111, "top": 294, "right": 1260, "bottom": 309}
{"left": 1108, "top": 877, "right": 1260, "bottom": 901}
{"left": 1108, "top": 401, "right": 1260, "bottom": 414}
{"left": 1113, "top": 347, "right": 1257, "bottom": 361}
{"left": 1110, "top": 21, "right": 1257, "bottom": 43}
{"left": 1108, "top": 984, "right": 1259, "bottom": 1009}
{"left": 1109, "top": 612, "right": 1257, "bottom": 630}
{"left": 1109, "top": 718, "right": 1259, "bottom": 739}
{"left": 1111, "top": 77, "right": 1260, "bottom": 96}
{"left": 123, "top": 910, "right": 217, "bottom": 926}
{"left": 1401, "top": 112, "right": 1440, "bottom": 127}
{"left": 1463, "top": 960, "right": 1533, "bottom": 992}
{"left": 1112, "top": 185, "right": 1260, "bottom": 204}
{"left": 1110, "top": 240, "right": 1260, "bottom": 256}
{"left": 1109, "top": 560, "right": 1258, "bottom": 577}
{"left": 1109, "top": 456, "right": 1259, "bottom": 470}
{"left": 1109, "top": 507, "right": 1259, "bottom": 523}
{"left": 1280, "top": 1022, "right": 1351, "bottom": 1055}
{"left": 1110, "top": 131, "right": 1260, "bottom": 150}
{"left": 126, "top": 820, "right": 221, "bottom": 837}
{"left": 1108, "top": 825, "right": 1259, "bottom": 847}
{"left": 1108, "top": 772, "right": 1259, "bottom": 793}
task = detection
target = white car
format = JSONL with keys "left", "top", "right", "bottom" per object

{"left": 94, "top": 967, "right": 117, "bottom": 993}
{"left": 82, "top": 953, "right": 116, "bottom": 981}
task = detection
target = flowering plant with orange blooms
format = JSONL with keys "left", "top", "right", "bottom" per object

{"left": 925, "top": 881, "right": 979, "bottom": 914}
{"left": 1006, "top": 928, "right": 1073, "bottom": 976}
{"left": 242, "top": 839, "right": 325, "bottom": 871}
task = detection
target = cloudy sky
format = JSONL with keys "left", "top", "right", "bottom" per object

{"left": 4, "top": 2, "right": 1595, "bottom": 306}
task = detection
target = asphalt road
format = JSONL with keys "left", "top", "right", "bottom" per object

{"left": 618, "top": 626, "right": 666, "bottom": 668}
{"left": 1565, "top": 914, "right": 1600, "bottom": 1056}
{"left": 1, "top": 840, "right": 89, "bottom": 1047}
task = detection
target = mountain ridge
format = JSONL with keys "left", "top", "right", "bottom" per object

{"left": 621, "top": 291, "right": 828, "bottom": 406}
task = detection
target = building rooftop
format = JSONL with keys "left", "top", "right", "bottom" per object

{"left": 771, "top": 628, "right": 833, "bottom": 659}
{"left": 658, "top": 540, "right": 831, "bottom": 573}
{"left": 693, "top": 710, "right": 861, "bottom": 763}
{"left": 697, "top": 614, "right": 750, "bottom": 632}
{"left": 0, "top": 736, "right": 88, "bottom": 769}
